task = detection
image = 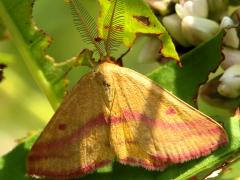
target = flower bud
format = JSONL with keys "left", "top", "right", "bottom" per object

{"left": 223, "top": 28, "right": 239, "bottom": 49}
{"left": 175, "top": 0, "right": 208, "bottom": 19}
{"left": 145, "top": 0, "right": 174, "bottom": 16}
{"left": 138, "top": 36, "right": 161, "bottom": 63}
{"left": 162, "top": 14, "right": 191, "bottom": 47}
{"left": 218, "top": 64, "right": 240, "bottom": 98}
{"left": 181, "top": 16, "right": 219, "bottom": 46}
{"left": 221, "top": 47, "right": 240, "bottom": 69}
{"left": 220, "top": 16, "right": 234, "bottom": 28}
{"left": 207, "top": 0, "right": 228, "bottom": 21}
{"left": 220, "top": 16, "right": 239, "bottom": 49}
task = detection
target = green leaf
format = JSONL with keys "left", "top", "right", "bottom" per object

{"left": 148, "top": 31, "right": 225, "bottom": 106}
{"left": 0, "top": 0, "right": 81, "bottom": 109}
{"left": 0, "top": 135, "right": 38, "bottom": 180}
{"left": 217, "top": 155, "right": 240, "bottom": 179}
{"left": 198, "top": 75, "right": 240, "bottom": 113}
{"left": 0, "top": 144, "right": 29, "bottom": 180}
{"left": 0, "top": 52, "right": 13, "bottom": 64}
{"left": 98, "top": 0, "right": 179, "bottom": 61}
{"left": 209, "top": 113, "right": 240, "bottom": 180}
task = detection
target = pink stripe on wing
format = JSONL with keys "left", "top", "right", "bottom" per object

{"left": 34, "top": 110, "right": 226, "bottom": 151}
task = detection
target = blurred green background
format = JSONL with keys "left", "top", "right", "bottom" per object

{"left": 0, "top": 0, "right": 159, "bottom": 155}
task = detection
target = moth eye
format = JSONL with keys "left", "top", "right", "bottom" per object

{"left": 58, "top": 123, "right": 67, "bottom": 130}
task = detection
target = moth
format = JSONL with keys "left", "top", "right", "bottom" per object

{"left": 27, "top": 0, "right": 228, "bottom": 179}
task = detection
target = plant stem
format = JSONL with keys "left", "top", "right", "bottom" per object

{"left": 0, "top": 2, "right": 59, "bottom": 110}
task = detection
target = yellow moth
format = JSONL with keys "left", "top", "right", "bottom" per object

{"left": 27, "top": 0, "right": 228, "bottom": 179}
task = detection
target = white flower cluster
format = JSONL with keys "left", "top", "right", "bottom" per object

{"left": 218, "top": 64, "right": 240, "bottom": 98}
{"left": 162, "top": 0, "right": 219, "bottom": 46}
{"left": 218, "top": 14, "right": 240, "bottom": 98}
{"left": 144, "top": 0, "right": 240, "bottom": 98}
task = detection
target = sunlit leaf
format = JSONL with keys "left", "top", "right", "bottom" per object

{"left": 0, "top": 0, "right": 83, "bottom": 109}
{"left": 98, "top": 0, "right": 179, "bottom": 61}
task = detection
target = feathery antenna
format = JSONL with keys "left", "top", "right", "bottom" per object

{"left": 103, "top": 0, "right": 125, "bottom": 57}
{"left": 67, "top": 0, "right": 105, "bottom": 58}
{"left": 68, "top": 0, "right": 125, "bottom": 61}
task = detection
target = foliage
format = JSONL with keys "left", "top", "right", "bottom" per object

{"left": 98, "top": 0, "right": 179, "bottom": 60}
{"left": 0, "top": 18, "right": 7, "bottom": 40}
{"left": 0, "top": 0, "right": 240, "bottom": 179}
{"left": 0, "top": 0, "right": 77, "bottom": 109}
